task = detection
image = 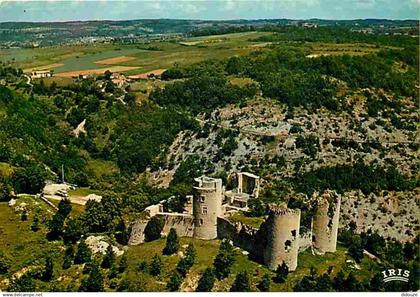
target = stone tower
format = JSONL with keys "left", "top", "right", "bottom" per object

{"left": 263, "top": 206, "right": 301, "bottom": 271}
{"left": 312, "top": 191, "right": 341, "bottom": 254}
{"left": 192, "top": 176, "right": 223, "bottom": 240}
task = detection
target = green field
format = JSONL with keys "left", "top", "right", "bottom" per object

{"left": 1, "top": 32, "right": 273, "bottom": 76}
{"left": 0, "top": 31, "right": 387, "bottom": 79}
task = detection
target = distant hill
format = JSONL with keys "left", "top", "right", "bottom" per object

{"left": 0, "top": 18, "right": 417, "bottom": 48}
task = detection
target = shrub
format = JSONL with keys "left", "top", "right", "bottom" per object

{"left": 149, "top": 254, "right": 162, "bottom": 276}
{"left": 274, "top": 261, "right": 289, "bottom": 283}
{"left": 213, "top": 240, "right": 235, "bottom": 280}
{"left": 166, "top": 271, "right": 182, "bottom": 292}
{"left": 74, "top": 239, "right": 92, "bottom": 264}
{"left": 163, "top": 228, "right": 179, "bottom": 255}
{"left": 196, "top": 268, "right": 215, "bottom": 292}
{"left": 144, "top": 216, "right": 164, "bottom": 242}
{"left": 230, "top": 271, "right": 251, "bottom": 292}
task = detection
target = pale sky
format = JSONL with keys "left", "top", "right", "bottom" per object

{"left": 0, "top": 0, "right": 419, "bottom": 22}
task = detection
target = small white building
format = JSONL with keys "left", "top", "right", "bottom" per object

{"left": 30, "top": 70, "right": 53, "bottom": 79}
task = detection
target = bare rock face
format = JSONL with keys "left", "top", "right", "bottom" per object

{"left": 85, "top": 235, "right": 124, "bottom": 256}
{"left": 14, "top": 202, "right": 28, "bottom": 213}
{"left": 340, "top": 190, "right": 418, "bottom": 242}
{"left": 85, "top": 194, "right": 102, "bottom": 203}
{"left": 43, "top": 183, "right": 73, "bottom": 196}
{"left": 8, "top": 198, "right": 16, "bottom": 207}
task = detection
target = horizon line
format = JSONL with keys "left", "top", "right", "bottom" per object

{"left": 1, "top": 17, "right": 419, "bottom": 24}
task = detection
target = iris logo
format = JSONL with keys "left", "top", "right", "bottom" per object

{"left": 382, "top": 269, "right": 410, "bottom": 283}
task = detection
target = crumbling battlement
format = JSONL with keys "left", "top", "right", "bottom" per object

{"left": 268, "top": 205, "right": 301, "bottom": 216}
{"left": 312, "top": 191, "right": 341, "bottom": 254}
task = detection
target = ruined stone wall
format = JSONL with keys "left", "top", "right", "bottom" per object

{"left": 128, "top": 219, "right": 149, "bottom": 245}
{"left": 312, "top": 192, "right": 341, "bottom": 254}
{"left": 193, "top": 177, "right": 223, "bottom": 240}
{"left": 216, "top": 217, "right": 259, "bottom": 255}
{"left": 160, "top": 213, "right": 194, "bottom": 237}
{"left": 128, "top": 213, "right": 194, "bottom": 245}
{"left": 263, "top": 207, "right": 301, "bottom": 271}
{"left": 299, "top": 231, "right": 313, "bottom": 252}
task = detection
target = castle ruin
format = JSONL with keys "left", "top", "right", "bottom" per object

{"left": 312, "top": 190, "right": 341, "bottom": 254}
{"left": 129, "top": 173, "right": 341, "bottom": 272}
{"left": 192, "top": 176, "right": 223, "bottom": 240}
{"left": 263, "top": 206, "right": 301, "bottom": 271}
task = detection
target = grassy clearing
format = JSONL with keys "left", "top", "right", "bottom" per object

{"left": 229, "top": 76, "right": 257, "bottom": 87}
{"left": 124, "top": 236, "right": 376, "bottom": 292}
{"left": 0, "top": 162, "right": 14, "bottom": 178}
{"left": 228, "top": 212, "right": 266, "bottom": 229}
{"left": 45, "top": 198, "right": 85, "bottom": 217}
{"left": 87, "top": 159, "right": 120, "bottom": 179}
{"left": 124, "top": 237, "right": 268, "bottom": 292}
{"left": 68, "top": 187, "right": 101, "bottom": 197}
{"left": 0, "top": 200, "right": 57, "bottom": 279}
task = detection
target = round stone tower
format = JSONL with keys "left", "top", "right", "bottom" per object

{"left": 263, "top": 206, "right": 301, "bottom": 271}
{"left": 312, "top": 191, "right": 341, "bottom": 254}
{"left": 192, "top": 176, "right": 223, "bottom": 240}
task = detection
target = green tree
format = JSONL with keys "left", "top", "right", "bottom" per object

{"left": 176, "top": 257, "right": 190, "bottom": 278}
{"left": 0, "top": 254, "right": 11, "bottom": 274}
{"left": 166, "top": 271, "right": 182, "bottom": 292}
{"left": 47, "top": 213, "right": 65, "bottom": 240}
{"left": 176, "top": 244, "right": 196, "bottom": 277}
{"left": 230, "top": 271, "right": 251, "bottom": 292}
{"left": 163, "top": 228, "right": 180, "bottom": 255}
{"left": 196, "top": 268, "right": 215, "bottom": 292}
{"left": 258, "top": 273, "right": 271, "bottom": 292}
{"left": 80, "top": 196, "right": 122, "bottom": 233}
{"left": 42, "top": 256, "right": 54, "bottom": 281}
{"left": 249, "top": 199, "right": 266, "bottom": 217}
{"left": 115, "top": 219, "right": 130, "bottom": 245}
{"left": 58, "top": 198, "right": 72, "bottom": 218}
{"left": 274, "top": 261, "right": 289, "bottom": 283}
{"left": 101, "top": 245, "right": 115, "bottom": 269}
{"left": 343, "top": 272, "right": 364, "bottom": 291}
{"left": 369, "top": 273, "right": 383, "bottom": 291}
{"left": 21, "top": 211, "right": 28, "bottom": 221}
{"left": 8, "top": 273, "right": 35, "bottom": 292}
{"left": 11, "top": 164, "right": 47, "bottom": 194}
{"left": 184, "top": 244, "right": 196, "bottom": 267}
{"left": 0, "top": 181, "right": 13, "bottom": 202}
{"left": 74, "top": 239, "right": 92, "bottom": 264}
{"left": 62, "top": 245, "right": 74, "bottom": 270}
{"left": 79, "top": 262, "right": 104, "bottom": 292}
{"left": 31, "top": 209, "right": 40, "bottom": 232}
{"left": 144, "top": 216, "right": 164, "bottom": 242}
{"left": 118, "top": 254, "right": 128, "bottom": 273}
{"left": 333, "top": 270, "right": 346, "bottom": 290}
{"left": 108, "top": 264, "right": 119, "bottom": 280}
{"left": 149, "top": 254, "right": 162, "bottom": 276}
{"left": 63, "top": 218, "right": 83, "bottom": 244}
{"left": 348, "top": 237, "right": 364, "bottom": 263}
{"left": 213, "top": 240, "right": 235, "bottom": 280}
